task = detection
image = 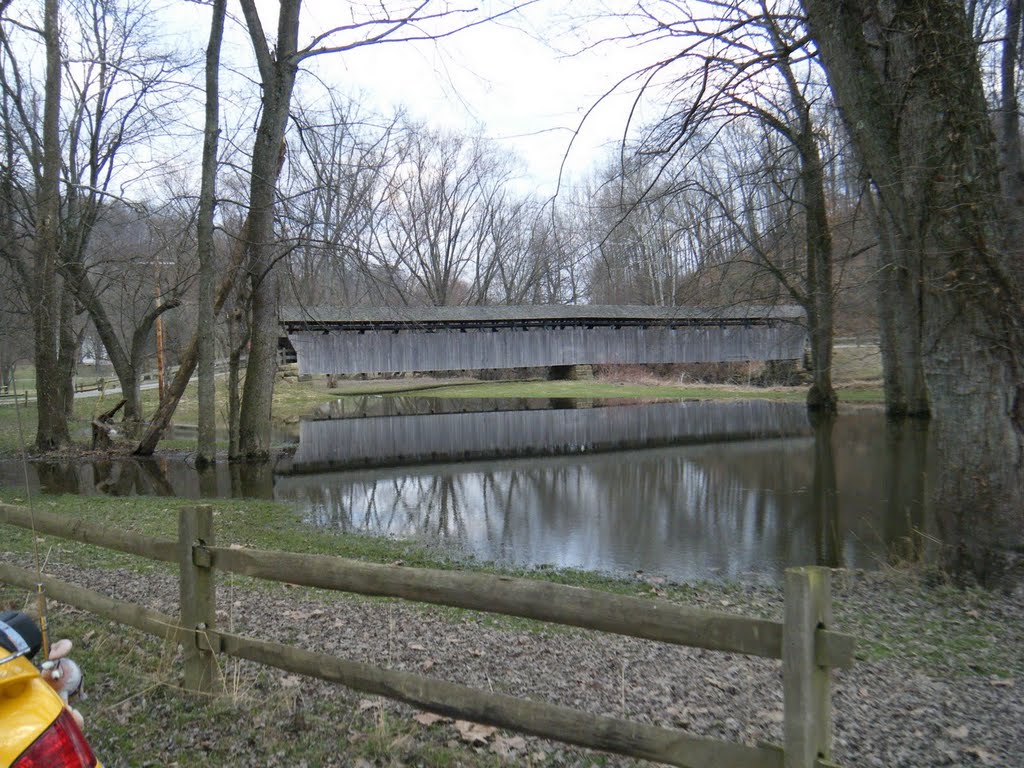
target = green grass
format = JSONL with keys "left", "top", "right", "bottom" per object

{"left": 2, "top": 363, "right": 113, "bottom": 398}
{"left": 326, "top": 377, "right": 883, "bottom": 403}
{"left": 832, "top": 343, "right": 883, "bottom": 383}
{"left": 0, "top": 491, "right": 445, "bottom": 571}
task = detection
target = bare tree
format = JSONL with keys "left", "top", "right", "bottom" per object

{"left": 0, "top": 0, "right": 70, "bottom": 449}
{"left": 283, "top": 95, "right": 406, "bottom": 309}
{"left": 196, "top": 0, "right": 226, "bottom": 466}
{"left": 586, "top": 158, "right": 727, "bottom": 307}
{"left": 591, "top": 0, "right": 844, "bottom": 409}
{"left": 233, "top": 0, "right": 536, "bottom": 458}
{"left": 377, "top": 124, "right": 517, "bottom": 306}
{"left": 0, "top": 0, "right": 192, "bottom": 437}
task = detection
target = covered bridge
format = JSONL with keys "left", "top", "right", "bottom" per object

{"left": 280, "top": 305, "right": 807, "bottom": 376}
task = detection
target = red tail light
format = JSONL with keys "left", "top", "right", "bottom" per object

{"left": 12, "top": 709, "right": 97, "bottom": 768}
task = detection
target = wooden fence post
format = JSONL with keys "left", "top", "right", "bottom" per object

{"left": 783, "top": 566, "right": 833, "bottom": 768}
{"left": 178, "top": 505, "right": 220, "bottom": 693}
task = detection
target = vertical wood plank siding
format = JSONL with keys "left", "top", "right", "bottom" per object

{"left": 287, "top": 400, "right": 810, "bottom": 472}
{"left": 290, "top": 322, "right": 808, "bottom": 375}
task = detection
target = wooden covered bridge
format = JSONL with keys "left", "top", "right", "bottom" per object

{"left": 279, "top": 305, "right": 807, "bottom": 376}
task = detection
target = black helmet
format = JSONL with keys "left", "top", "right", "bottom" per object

{"left": 0, "top": 610, "right": 43, "bottom": 660}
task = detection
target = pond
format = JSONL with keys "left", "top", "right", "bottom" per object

{"left": 0, "top": 399, "right": 934, "bottom": 583}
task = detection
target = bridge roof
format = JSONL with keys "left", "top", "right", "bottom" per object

{"left": 281, "top": 304, "right": 805, "bottom": 327}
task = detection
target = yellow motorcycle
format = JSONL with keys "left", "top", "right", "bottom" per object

{"left": 0, "top": 611, "right": 101, "bottom": 768}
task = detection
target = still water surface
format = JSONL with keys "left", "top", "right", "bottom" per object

{"left": 0, "top": 400, "right": 931, "bottom": 582}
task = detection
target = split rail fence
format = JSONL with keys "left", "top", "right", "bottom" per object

{"left": 0, "top": 390, "right": 30, "bottom": 406}
{"left": 0, "top": 503, "right": 856, "bottom": 768}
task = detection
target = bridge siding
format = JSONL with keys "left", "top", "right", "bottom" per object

{"left": 289, "top": 324, "right": 807, "bottom": 375}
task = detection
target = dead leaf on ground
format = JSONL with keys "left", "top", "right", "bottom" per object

{"left": 989, "top": 677, "right": 1015, "bottom": 687}
{"left": 454, "top": 720, "right": 497, "bottom": 745}
{"left": 413, "top": 712, "right": 449, "bottom": 727}
{"left": 704, "top": 676, "right": 728, "bottom": 690}
{"left": 279, "top": 674, "right": 303, "bottom": 689}
{"left": 408, "top": 642, "right": 426, "bottom": 651}
{"left": 490, "top": 735, "right": 528, "bottom": 756}
{"left": 358, "top": 698, "right": 383, "bottom": 713}
{"left": 946, "top": 725, "right": 969, "bottom": 740}
{"left": 965, "top": 746, "right": 998, "bottom": 765}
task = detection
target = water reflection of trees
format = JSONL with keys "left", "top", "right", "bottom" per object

{"left": 811, "top": 413, "right": 840, "bottom": 569}
{"left": 285, "top": 441, "right": 825, "bottom": 579}
{"left": 280, "top": 414, "right": 933, "bottom": 580}
{"left": 1, "top": 456, "right": 273, "bottom": 501}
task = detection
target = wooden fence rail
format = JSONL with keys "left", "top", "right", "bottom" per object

{"left": 1, "top": 503, "right": 853, "bottom": 768}
{"left": 0, "top": 391, "right": 30, "bottom": 406}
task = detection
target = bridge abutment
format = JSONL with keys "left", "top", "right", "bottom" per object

{"left": 548, "top": 364, "right": 594, "bottom": 381}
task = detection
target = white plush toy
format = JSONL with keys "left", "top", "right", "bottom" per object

{"left": 40, "top": 638, "right": 86, "bottom": 728}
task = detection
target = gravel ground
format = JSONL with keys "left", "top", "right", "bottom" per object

{"left": 4, "top": 556, "right": 1022, "bottom": 768}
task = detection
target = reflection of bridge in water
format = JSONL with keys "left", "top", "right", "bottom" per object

{"left": 280, "top": 399, "right": 813, "bottom": 473}
{"left": 0, "top": 410, "right": 935, "bottom": 581}
{"left": 281, "top": 305, "right": 806, "bottom": 375}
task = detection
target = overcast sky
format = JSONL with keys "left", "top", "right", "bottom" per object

{"left": 163, "top": 0, "right": 668, "bottom": 197}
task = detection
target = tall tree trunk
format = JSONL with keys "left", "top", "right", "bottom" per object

{"left": 802, "top": 133, "right": 837, "bottom": 413}
{"left": 804, "top": 0, "right": 1024, "bottom": 586}
{"left": 237, "top": 0, "right": 301, "bottom": 459}
{"left": 1001, "top": 0, "right": 1023, "bottom": 201}
{"left": 32, "top": 0, "right": 68, "bottom": 450}
{"left": 1000, "top": 0, "right": 1024, "bottom": 269}
{"left": 197, "top": 0, "right": 226, "bottom": 467}
{"left": 758, "top": 18, "right": 839, "bottom": 413}
{"left": 58, "top": 287, "right": 77, "bottom": 420}
{"left": 227, "top": 307, "right": 246, "bottom": 460}
{"left": 870, "top": 196, "right": 929, "bottom": 418}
